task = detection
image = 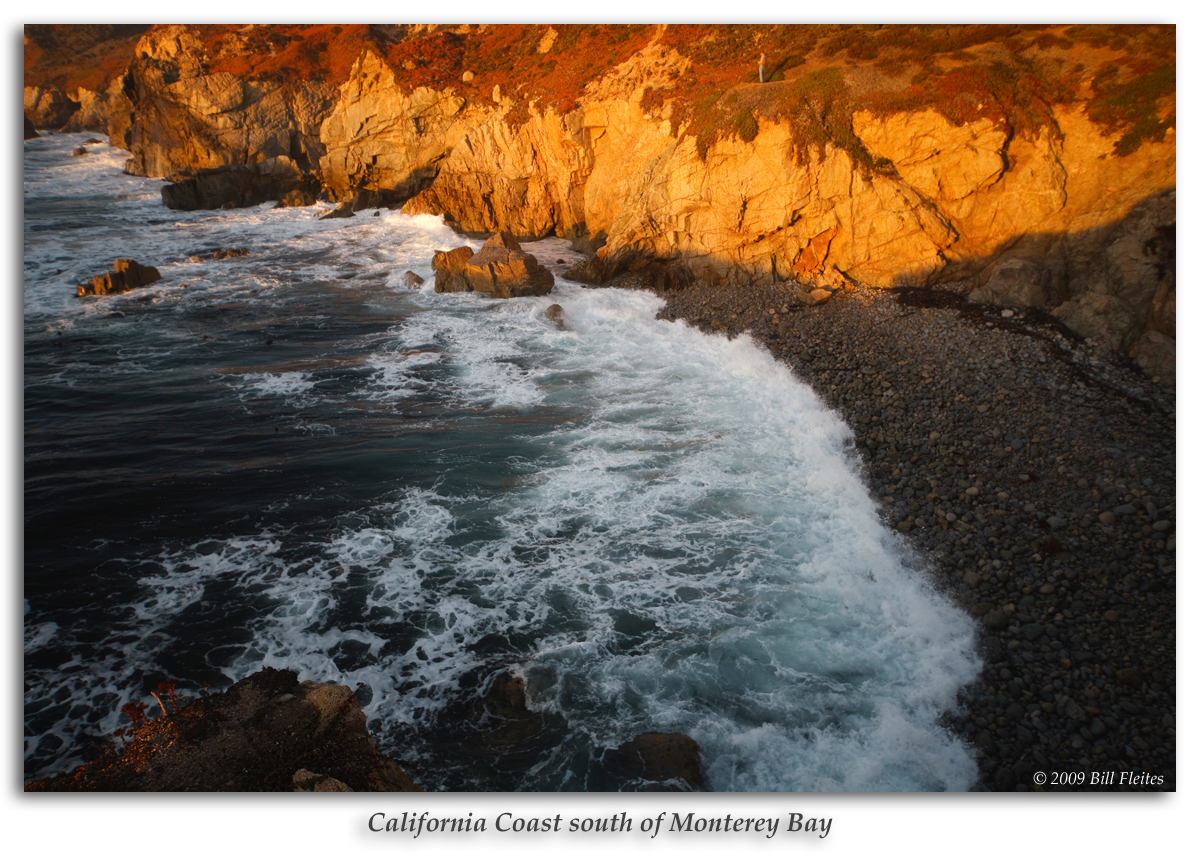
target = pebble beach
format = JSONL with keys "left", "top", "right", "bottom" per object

{"left": 655, "top": 281, "right": 1176, "bottom": 792}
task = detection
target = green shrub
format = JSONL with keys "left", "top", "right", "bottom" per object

{"left": 733, "top": 107, "right": 758, "bottom": 142}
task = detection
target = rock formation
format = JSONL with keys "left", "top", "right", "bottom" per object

{"left": 24, "top": 668, "right": 422, "bottom": 792}
{"left": 432, "top": 231, "right": 555, "bottom": 298}
{"left": 76, "top": 258, "right": 162, "bottom": 297}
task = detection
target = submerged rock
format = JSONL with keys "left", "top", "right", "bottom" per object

{"left": 403, "top": 270, "right": 425, "bottom": 289}
{"left": 76, "top": 258, "right": 161, "bottom": 297}
{"left": 433, "top": 231, "right": 554, "bottom": 298}
{"left": 189, "top": 247, "right": 250, "bottom": 261}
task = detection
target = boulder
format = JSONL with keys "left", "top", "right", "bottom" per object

{"left": 318, "top": 202, "right": 355, "bottom": 220}
{"left": 402, "top": 271, "right": 425, "bottom": 289}
{"left": 77, "top": 259, "right": 161, "bottom": 297}
{"left": 431, "top": 245, "right": 476, "bottom": 293}
{"left": 433, "top": 232, "right": 554, "bottom": 298}
{"left": 795, "top": 287, "right": 833, "bottom": 306}
{"left": 24, "top": 115, "right": 39, "bottom": 140}
{"left": 545, "top": 303, "right": 566, "bottom": 328}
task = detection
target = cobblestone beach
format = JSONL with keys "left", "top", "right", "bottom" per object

{"left": 654, "top": 282, "right": 1176, "bottom": 792}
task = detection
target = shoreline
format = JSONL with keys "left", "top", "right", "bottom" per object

{"left": 654, "top": 280, "right": 1176, "bottom": 791}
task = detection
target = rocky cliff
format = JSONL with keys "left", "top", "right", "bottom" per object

{"left": 25, "top": 24, "right": 1175, "bottom": 380}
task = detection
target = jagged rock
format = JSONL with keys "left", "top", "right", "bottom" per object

{"left": 545, "top": 303, "right": 566, "bottom": 328}
{"left": 602, "top": 732, "right": 704, "bottom": 791}
{"left": 24, "top": 668, "right": 423, "bottom": 792}
{"left": 433, "top": 232, "right": 554, "bottom": 298}
{"left": 431, "top": 246, "right": 476, "bottom": 293}
{"left": 402, "top": 271, "right": 425, "bottom": 289}
{"left": 61, "top": 88, "right": 112, "bottom": 133}
{"left": 162, "top": 159, "right": 316, "bottom": 211}
{"left": 77, "top": 259, "right": 161, "bottom": 297}
{"left": 275, "top": 188, "right": 317, "bottom": 208}
{"left": 24, "top": 86, "right": 80, "bottom": 128}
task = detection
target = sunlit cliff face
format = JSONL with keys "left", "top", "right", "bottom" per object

{"left": 24, "top": 24, "right": 1174, "bottom": 381}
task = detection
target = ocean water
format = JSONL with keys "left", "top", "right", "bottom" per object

{"left": 23, "top": 133, "right": 981, "bottom": 791}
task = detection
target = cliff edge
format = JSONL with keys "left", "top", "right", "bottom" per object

{"left": 25, "top": 24, "right": 1175, "bottom": 380}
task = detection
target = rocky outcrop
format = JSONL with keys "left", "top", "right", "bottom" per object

{"left": 432, "top": 231, "right": 555, "bottom": 298}
{"left": 77, "top": 259, "right": 162, "bottom": 297}
{"left": 24, "top": 86, "right": 80, "bottom": 129}
{"left": 24, "top": 115, "right": 39, "bottom": 140}
{"left": 24, "top": 668, "right": 422, "bottom": 792}
{"left": 162, "top": 158, "right": 319, "bottom": 210}
{"left": 111, "top": 26, "right": 335, "bottom": 192}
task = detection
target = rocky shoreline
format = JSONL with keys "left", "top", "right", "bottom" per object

{"left": 653, "top": 280, "right": 1175, "bottom": 792}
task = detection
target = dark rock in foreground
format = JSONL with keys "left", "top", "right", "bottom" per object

{"left": 433, "top": 231, "right": 554, "bottom": 298}
{"left": 76, "top": 259, "right": 161, "bottom": 297}
{"left": 603, "top": 732, "right": 704, "bottom": 791}
{"left": 25, "top": 668, "right": 422, "bottom": 792}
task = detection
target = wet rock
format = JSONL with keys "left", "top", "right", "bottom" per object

{"left": 77, "top": 259, "right": 162, "bottom": 297}
{"left": 602, "top": 732, "right": 703, "bottom": 791}
{"left": 318, "top": 202, "right": 355, "bottom": 220}
{"left": 431, "top": 245, "right": 476, "bottom": 293}
{"left": 433, "top": 232, "right": 554, "bottom": 298}
{"left": 403, "top": 271, "right": 425, "bottom": 289}
{"left": 163, "top": 160, "right": 318, "bottom": 211}
{"left": 545, "top": 303, "right": 566, "bottom": 328}
{"left": 190, "top": 248, "right": 250, "bottom": 261}
{"left": 24, "top": 668, "right": 423, "bottom": 791}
